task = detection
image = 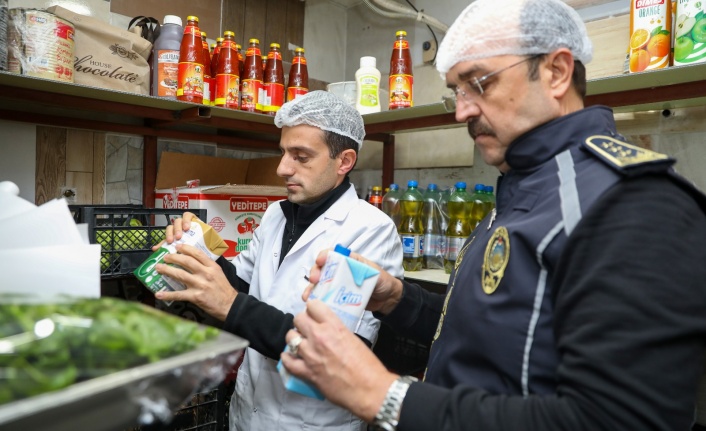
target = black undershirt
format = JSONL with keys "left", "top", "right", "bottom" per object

{"left": 217, "top": 176, "right": 372, "bottom": 360}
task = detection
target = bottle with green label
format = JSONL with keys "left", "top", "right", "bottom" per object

{"left": 355, "top": 56, "right": 381, "bottom": 114}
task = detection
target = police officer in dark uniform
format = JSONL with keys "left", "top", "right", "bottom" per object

{"left": 280, "top": 0, "right": 706, "bottom": 429}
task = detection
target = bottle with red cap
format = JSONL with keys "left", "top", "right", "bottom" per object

{"left": 241, "top": 38, "right": 263, "bottom": 113}
{"left": 177, "top": 16, "right": 207, "bottom": 104}
{"left": 286, "top": 47, "right": 308, "bottom": 102}
{"left": 214, "top": 31, "right": 240, "bottom": 109}
{"left": 262, "top": 43, "right": 285, "bottom": 116}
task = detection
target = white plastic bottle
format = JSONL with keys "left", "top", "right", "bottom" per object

{"left": 355, "top": 56, "right": 381, "bottom": 114}
{"left": 151, "top": 15, "right": 183, "bottom": 98}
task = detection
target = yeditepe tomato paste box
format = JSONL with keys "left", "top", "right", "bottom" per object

{"left": 154, "top": 152, "right": 287, "bottom": 259}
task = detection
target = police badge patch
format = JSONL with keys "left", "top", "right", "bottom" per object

{"left": 482, "top": 226, "right": 510, "bottom": 294}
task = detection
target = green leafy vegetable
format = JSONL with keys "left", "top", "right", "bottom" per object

{"left": 0, "top": 297, "right": 219, "bottom": 405}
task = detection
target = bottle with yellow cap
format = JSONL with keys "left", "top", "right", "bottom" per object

{"left": 241, "top": 38, "right": 263, "bottom": 113}
{"left": 389, "top": 30, "right": 413, "bottom": 110}
{"left": 287, "top": 47, "right": 309, "bottom": 102}
{"left": 214, "top": 31, "right": 240, "bottom": 109}
{"left": 177, "top": 16, "right": 207, "bottom": 103}
{"left": 263, "top": 43, "right": 285, "bottom": 116}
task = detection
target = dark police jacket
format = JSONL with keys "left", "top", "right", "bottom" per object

{"left": 381, "top": 106, "right": 706, "bottom": 430}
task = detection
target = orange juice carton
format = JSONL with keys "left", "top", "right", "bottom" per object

{"left": 134, "top": 218, "right": 228, "bottom": 303}
{"left": 674, "top": 0, "right": 706, "bottom": 65}
{"left": 629, "top": 0, "right": 673, "bottom": 72}
{"left": 277, "top": 245, "right": 380, "bottom": 400}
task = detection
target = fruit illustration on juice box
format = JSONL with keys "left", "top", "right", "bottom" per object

{"left": 629, "top": 26, "right": 671, "bottom": 72}
{"left": 673, "top": 8, "right": 706, "bottom": 64}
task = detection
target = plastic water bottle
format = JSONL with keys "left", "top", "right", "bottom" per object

{"left": 469, "top": 183, "right": 486, "bottom": 229}
{"left": 422, "top": 183, "right": 444, "bottom": 269}
{"left": 444, "top": 182, "right": 472, "bottom": 274}
{"left": 483, "top": 185, "right": 496, "bottom": 217}
{"left": 382, "top": 183, "right": 401, "bottom": 227}
{"left": 398, "top": 180, "right": 424, "bottom": 271}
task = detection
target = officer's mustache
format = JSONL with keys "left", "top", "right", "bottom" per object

{"left": 467, "top": 119, "right": 496, "bottom": 140}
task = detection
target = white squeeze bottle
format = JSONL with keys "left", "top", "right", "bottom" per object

{"left": 355, "top": 56, "right": 381, "bottom": 114}
{"left": 151, "top": 15, "right": 183, "bottom": 98}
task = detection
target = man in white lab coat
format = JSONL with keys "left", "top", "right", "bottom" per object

{"left": 154, "top": 91, "right": 404, "bottom": 431}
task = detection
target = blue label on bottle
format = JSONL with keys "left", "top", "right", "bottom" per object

{"left": 401, "top": 234, "right": 421, "bottom": 258}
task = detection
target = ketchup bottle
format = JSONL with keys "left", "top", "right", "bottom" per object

{"left": 263, "top": 43, "right": 285, "bottom": 116}
{"left": 211, "top": 37, "right": 223, "bottom": 78}
{"left": 261, "top": 55, "right": 268, "bottom": 74}
{"left": 201, "top": 31, "right": 214, "bottom": 105}
{"left": 177, "top": 16, "right": 207, "bottom": 104}
{"left": 389, "top": 30, "right": 413, "bottom": 110}
{"left": 236, "top": 44, "right": 245, "bottom": 82}
{"left": 241, "top": 38, "right": 264, "bottom": 113}
{"left": 214, "top": 31, "right": 240, "bottom": 109}
{"left": 286, "top": 47, "right": 308, "bottom": 102}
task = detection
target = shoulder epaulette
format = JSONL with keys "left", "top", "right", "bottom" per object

{"left": 583, "top": 135, "right": 675, "bottom": 177}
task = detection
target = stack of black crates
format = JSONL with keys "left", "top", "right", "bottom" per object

{"left": 70, "top": 205, "right": 233, "bottom": 431}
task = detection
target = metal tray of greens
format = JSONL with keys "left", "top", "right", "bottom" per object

{"left": 0, "top": 331, "right": 247, "bottom": 431}
{"left": 0, "top": 297, "right": 248, "bottom": 431}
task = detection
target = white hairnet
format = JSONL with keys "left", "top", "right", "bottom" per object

{"left": 274, "top": 90, "right": 365, "bottom": 150}
{"left": 436, "top": 0, "right": 593, "bottom": 75}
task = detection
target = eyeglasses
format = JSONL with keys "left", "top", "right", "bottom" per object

{"left": 442, "top": 55, "right": 542, "bottom": 111}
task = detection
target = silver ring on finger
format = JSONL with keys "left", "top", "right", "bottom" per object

{"left": 288, "top": 335, "right": 303, "bottom": 356}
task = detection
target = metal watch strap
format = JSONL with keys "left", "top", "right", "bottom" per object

{"left": 372, "top": 375, "right": 418, "bottom": 431}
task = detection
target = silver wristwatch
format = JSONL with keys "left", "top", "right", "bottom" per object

{"left": 372, "top": 375, "right": 418, "bottom": 431}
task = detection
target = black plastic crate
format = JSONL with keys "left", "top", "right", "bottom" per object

{"left": 70, "top": 205, "right": 207, "bottom": 278}
{"left": 131, "top": 381, "right": 234, "bottom": 431}
{"left": 373, "top": 324, "right": 430, "bottom": 379}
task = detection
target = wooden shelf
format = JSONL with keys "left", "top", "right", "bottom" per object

{"left": 1, "top": 64, "right": 705, "bottom": 196}
{"left": 359, "top": 62, "right": 706, "bottom": 134}
{"left": 0, "top": 71, "right": 282, "bottom": 151}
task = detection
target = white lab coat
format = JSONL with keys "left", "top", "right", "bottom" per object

{"left": 229, "top": 184, "right": 404, "bottom": 431}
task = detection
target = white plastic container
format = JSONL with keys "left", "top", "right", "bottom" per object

{"left": 355, "top": 56, "right": 381, "bottom": 114}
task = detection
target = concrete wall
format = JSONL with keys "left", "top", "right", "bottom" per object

{"left": 0, "top": 121, "right": 37, "bottom": 202}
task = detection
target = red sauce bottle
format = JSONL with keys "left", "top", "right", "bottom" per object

{"left": 177, "top": 16, "right": 207, "bottom": 104}
{"left": 287, "top": 47, "right": 308, "bottom": 102}
{"left": 214, "top": 31, "right": 240, "bottom": 109}
{"left": 263, "top": 43, "right": 285, "bottom": 116}
{"left": 201, "top": 31, "right": 214, "bottom": 105}
{"left": 211, "top": 37, "right": 223, "bottom": 78}
{"left": 241, "top": 38, "right": 264, "bottom": 113}
{"left": 389, "top": 30, "right": 413, "bottom": 110}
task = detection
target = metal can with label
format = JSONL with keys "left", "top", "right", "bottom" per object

{"left": 8, "top": 8, "right": 75, "bottom": 82}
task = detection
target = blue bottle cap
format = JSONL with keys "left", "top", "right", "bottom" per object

{"left": 484, "top": 185, "right": 494, "bottom": 193}
{"left": 389, "top": 183, "right": 399, "bottom": 190}
{"left": 455, "top": 181, "right": 466, "bottom": 189}
{"left": 474, "top": 183, "right": 484, "bottom": 191}
{"left": 427, "top": 183, "right": 437, "bottom": 191}
{"left": 334, "top": 244, "right": 351, "bottom": 256}
{"left": 407, "top": 180, "right": 418, "bottom": 188}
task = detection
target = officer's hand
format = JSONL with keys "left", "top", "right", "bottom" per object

{"left": 152, "top": 211, "right": 199, "bottom": 250}
{"left": 303, "top": 249, "right": 403, "bottom": 316}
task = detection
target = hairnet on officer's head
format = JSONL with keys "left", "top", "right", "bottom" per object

{"left": 274, "top": 90, "right": 366, "bottom": 150}
{"left": 436, "top": 0, "right": 593, "bottom": 76}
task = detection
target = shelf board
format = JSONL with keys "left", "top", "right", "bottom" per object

{"left": 361, "top": 62, "right": 706, "bottom": 134}
{"left": 2, "top": 63, "right": 706, "bottom": 141}
{"left": 0, "top": 71, "right": 281, "bottom": 150}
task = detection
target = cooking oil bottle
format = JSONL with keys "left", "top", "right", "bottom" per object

{"left": 398, "top": 180, "right": 424, "bottom": 271}
{"left": 444, "top": 182, "right": 472, "bottom": 274}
